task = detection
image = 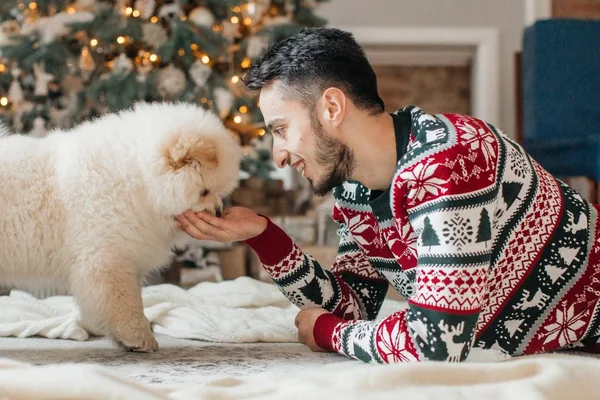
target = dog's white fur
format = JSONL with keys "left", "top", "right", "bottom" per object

{"left": 0, "top": 102, "right": 241, "bottom": 351}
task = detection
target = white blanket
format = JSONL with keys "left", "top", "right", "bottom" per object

{"left": 1, "top": 277, "right": 600, "bottom": 399}
{"left": 0, "top": 277, "right": 301, "bottom": 343}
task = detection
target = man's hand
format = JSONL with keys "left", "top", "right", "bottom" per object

{"left": 295, "top": 307, "right": 331, "bottom": 352}
{"left": 176, "top": 206, "right": 267, "bottom": 242}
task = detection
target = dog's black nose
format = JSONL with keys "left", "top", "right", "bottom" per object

{"left": 215, "top": 207, "right": 222, "bottom": 218}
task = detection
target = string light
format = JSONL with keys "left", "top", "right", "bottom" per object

{"left": 28, "top": 2, "right": 37, "bottom": 10}
{"left": 201, "top": 54, "right": 210, "bottom": 64}
{"left": 233, "top": 115, "right": 242, "bottom": 124}
{"left": 241, "top": 57, "right": 251, "bottom": 68}
{"left": 239, "top": 105, "right": 248, "bottom": 113}
{"left": 190, "top": 43, "right": 199, "bottom": 51}
{"left": 258, "top": 129, "right": 266, "bottom": 136}
{"left": 231, "top": 75, "right": 240, "bottom": 84}
{"left": 0, "top": 97, "right": 8, "bottom": 107}
{"left": 149, "top": 54, "right": 158, "bottom": 62}
{"left": 125, "top": 7, "right": 133, "bottom": 16}
{"left": 230, "top": 16, "right": 239, "bottom": 24}
{"left": 0, "top": 64, "right": 6, "bottom": 73}
{"left": 243, "top": 17, "right": 252, "bottom": 26}
{"left": 150, "top": 16, "right": 158, "bottom": 23}
{"left": 116, "top": 36, "right": 126, "bottom": 44}
{"left": 90, "top": 38, "right": 98, "bottom": 47}
{"left": 132, "top": 10, "right": 140, "bottom": 17}
{"left": 178, "top": 48, "right": 185, "bottom": 56}
{"left": 67, "top": 6, "right": 75, "bottom": 14}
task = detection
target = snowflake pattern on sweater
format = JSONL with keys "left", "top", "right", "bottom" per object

{"left": 244, "top": 106, "right": 600, "bottom": 363}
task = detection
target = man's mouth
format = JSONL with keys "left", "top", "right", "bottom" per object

{"left": 292, "top": 160, "right": 306, "bottom": 177}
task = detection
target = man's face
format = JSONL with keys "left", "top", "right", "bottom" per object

{"left": 259, "top": 82, "right": 354, "bottom": 196}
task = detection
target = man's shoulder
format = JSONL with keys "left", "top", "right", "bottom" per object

{"left": 399, "top": 106, "right": 502, "bottom": 162}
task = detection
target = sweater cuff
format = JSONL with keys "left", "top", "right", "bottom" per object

{"left": 313, "top": 313, "right": 345, "bottom": 352}
{"left": 243, "top": 216, "right": 294, "bottom": 266}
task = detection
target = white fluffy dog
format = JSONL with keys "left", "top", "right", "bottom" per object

{"left": 0, "top": 102, "right": 241, "bottom": 352}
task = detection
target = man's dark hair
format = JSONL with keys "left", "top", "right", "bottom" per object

{"left": 243, "top": 27, "right": 384, "bottom": 114}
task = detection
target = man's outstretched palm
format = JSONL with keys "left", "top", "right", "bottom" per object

{"left": 176, "top": 206, "right": 267, "bottom": 242}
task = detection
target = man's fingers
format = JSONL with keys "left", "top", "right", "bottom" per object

{"left": 176, "top": 215, "right": 210, "bottom": 240}
{"left": 183, "top": 211, "right": 229, "bottom": 240}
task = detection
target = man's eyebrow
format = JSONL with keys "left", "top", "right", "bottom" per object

{"left": 266, "top": 118, "right": 285, "bottom": 133}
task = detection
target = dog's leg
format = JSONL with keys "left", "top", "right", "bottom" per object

{"left": 72, "top": 267, "right": 159, "bottom": 352}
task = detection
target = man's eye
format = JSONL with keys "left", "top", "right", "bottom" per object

{"left": 274, "top": 128, "right": 284, "bottom": 137}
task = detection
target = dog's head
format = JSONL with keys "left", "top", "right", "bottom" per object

{"left": 133, "top": 102, "right": 242, "bottom": 217}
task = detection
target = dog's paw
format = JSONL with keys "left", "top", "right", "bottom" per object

{"left": 121, "top": 333, "right": 159, "bottom": 353}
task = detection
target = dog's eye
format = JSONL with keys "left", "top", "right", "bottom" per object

{"left": 201, "top": 189, "right": 209, "bottom": 196}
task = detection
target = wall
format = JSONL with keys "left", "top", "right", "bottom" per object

{"left": 317, "top": 0, "right": 525, "bottom": 138}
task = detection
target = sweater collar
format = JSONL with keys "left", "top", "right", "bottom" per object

{"left": 368, "top": 108, "right": 412, "bottom": 221}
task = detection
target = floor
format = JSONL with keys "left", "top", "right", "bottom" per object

{"left": 0, "top": 334, "right": 350, "bottom": 386}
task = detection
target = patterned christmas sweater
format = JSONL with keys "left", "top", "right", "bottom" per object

{"left": 244, "top": 106, "right": 600, "bottom": 363}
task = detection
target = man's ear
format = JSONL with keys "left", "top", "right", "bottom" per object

{"left": 321, "top": 87, "right": 346, "bottom": 127}
{"left": 165, "top": 133, "right": 219, "bottom": 170}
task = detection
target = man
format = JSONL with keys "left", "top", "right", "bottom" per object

{"left": 176, "top": 27, "right": 600, "bottom": 363}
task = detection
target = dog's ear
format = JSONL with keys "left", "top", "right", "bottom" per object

{"left": 165, "top": 133, "right": 219, "bottom": 170}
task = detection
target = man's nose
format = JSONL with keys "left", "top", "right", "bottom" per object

{"left": 215, "top": 206, "right": 222, "bottom": 218}
{"left": 272, "top": 140, "right": 289, "bottom": 169}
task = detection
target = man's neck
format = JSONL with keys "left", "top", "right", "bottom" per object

{"left": 344, "top": 110, "right": 398, "bottom": 191}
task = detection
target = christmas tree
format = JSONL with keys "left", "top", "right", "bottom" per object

{"left": 421, "top": 216, "right": 440, "bottom": 251}
{"left": 0, "top": 0, "right": 329, "bottom": 179}
{"left": 476, "top": 207, "right": 491, "bottom": 247}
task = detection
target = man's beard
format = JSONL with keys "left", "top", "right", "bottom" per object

{"left": 308, "top": 111, "right": 355, "bottom": 196}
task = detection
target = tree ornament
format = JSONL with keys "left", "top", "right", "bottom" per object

{"left": 189, "top": 60, "right": 212, "bottom": 88}
{"left": 213, "top": 87, "right": 234, "bottom": 119}
{"left": 156, "top": 64, "right": 186, "bottom": 99}
{"left": 158, "top": 3, "right": 183, "bottom": 25}
{"left": 246, "top": 35, "right": 269, "bottom": 59}
{"left": 142, "top": 22, "right": 168, "bottom": 48}
{"left": 221, "top": 20, "right": 240, "bottom": 42}
{"left": 0, "top": 20, "right": 21, "bottom": 46}
{"left": 134, "top": 0, "right": 156, "bottom": 20}
{"left": 8, "top": 65, "right": 24, "bottom": 105}
{"left": 33, "top": 62, "right": 55, "bottom": 97}
{"left": 79, "top": 45, "right": 96, "bottom": 80}
{"left": 112, "top": 53, "right": 134, "bottom": 75}
{"left": 188, "top": 7, "right": 215, "bottom": 28}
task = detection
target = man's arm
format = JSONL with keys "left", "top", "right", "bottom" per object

{"left": 244, "top": 203, "right": 389, "bottom": 321}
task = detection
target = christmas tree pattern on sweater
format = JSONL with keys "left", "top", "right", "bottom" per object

{"left": 244, "top": 106, "right": 600, "bottom": 363}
